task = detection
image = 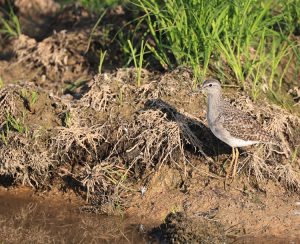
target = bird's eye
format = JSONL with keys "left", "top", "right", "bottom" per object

{"left": 209, "top": 84, "right": 212, "bottom": 87}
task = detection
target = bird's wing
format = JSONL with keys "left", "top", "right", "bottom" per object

{"left": 216, "top": 103, "right": 274, "bottom": 143}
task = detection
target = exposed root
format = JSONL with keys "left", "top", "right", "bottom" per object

{"left": 275, "top": 164, "right": 300, "bottom": 191}
{"left": 0, "top": 133, "right": 52, "bottom": 187}
{"left": 50, "top": 107, "right": 110, "bottom": 164}
{"left": 0, "top": 83, "right": 35, "bottom": 127}
{"left": 81, "top": 75, "right": 117, "bottom": 112}
{"left": 123, "top": 109, "right": 184, "bottom": 177}
{"left": 78, "top": 158, "right": 128, "bottom": 206}
{"left": 246, "top": 148, "right": 273, "bottom": 182}
{"left": 13, "top": 31, "right": 90, "bottom": 82}
{"left": 231, "top": 97, "right": 300, "bottom": 189}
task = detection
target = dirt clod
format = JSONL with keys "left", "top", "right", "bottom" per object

{"left": 151, "top": 212, "right": 226, "bottom": 244}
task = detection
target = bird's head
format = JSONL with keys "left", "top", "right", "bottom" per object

{"left": 202, "top": 79, "right": 222, "bottom": 95}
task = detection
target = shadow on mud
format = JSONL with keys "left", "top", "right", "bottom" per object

{"left": 0, "top": 175, "right": 14, "bottom": 187}
{"left": 143, "top": 98, "right": 232, "bottom": 158}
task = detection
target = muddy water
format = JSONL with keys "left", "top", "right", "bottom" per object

{"left": 0, "top": 189, "right": 148, "bottom": 244}
{"left": 1, "top": 189, "right": 299, "bottom": 244}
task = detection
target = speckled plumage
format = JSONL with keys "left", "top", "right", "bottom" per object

{"left": 202, "top": 79, "right": 277, "bottom": 148}
{"left": 216, "top": 100, "right": 275, "bottom": 143}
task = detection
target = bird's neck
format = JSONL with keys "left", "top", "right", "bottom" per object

{"left": 207, "top": 91, "right": 223, "bottom": 124}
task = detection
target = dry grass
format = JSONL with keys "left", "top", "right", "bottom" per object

{"left": 231, "top": 96, "right": 300, "bottom": 190}
{"left": 122, "top": 109, "right": 184, "bottom": 175}
{"left": 0, "top": 85, "right": 21, "bottom": 127}
{"left": 81, "top": 69, "right": 159, "bottom": 112}
{"left": 12, "top": 31, "right": 90, "bottom": 82}
{"left": 0, "top": 83, "right": 58, "bottom": 188}
{"left": 50, "top": 104, "right": 126, "bottom": 208}
{"left": 49, "top": 69, "right": 209, "bottom": 206}
{"left": 15, "top": 0, "right": 59, "bottom": 15}
{"left": 0, "top": 83, "right": 35, "bottom": 128}
{"left": 81, "top": 76, "right": 117, "bottom": 112}
{"left": 1, "top": 67, "right": 299, "bottom": 207}
{"left": 0, "top": 133, "right": 53, "bottom": 187}
{"left": 78, "top": 159, "right": 127, "bottom": 203}
{"left": 245, "top": 148, "right": 274, "bottom": 182}
{"left": 50, "top": 107, "right": 109, "bottom": 164}
{"left": 275, "top": 164, "right": 300, "bottom": 190}
{"left": 122, "top": 99, "right": 210, "bottom": 177}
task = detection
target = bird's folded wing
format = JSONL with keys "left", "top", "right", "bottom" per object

{"left": 217, "top": 107, "right": 273, "bottom": 142}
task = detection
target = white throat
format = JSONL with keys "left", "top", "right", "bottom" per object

{"left": 207, "top": 90, "right": 222, "bottom": 126}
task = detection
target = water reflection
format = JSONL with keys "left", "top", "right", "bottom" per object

{"left": 0, "top": 190, "right": 147, "bottom": 244}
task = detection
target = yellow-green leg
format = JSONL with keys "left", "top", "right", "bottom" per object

{"left": 232, "top": 148, "right": 240, "bottom": 179}
{"left": 225, "top": 147, "right": 236, "bottom": 183}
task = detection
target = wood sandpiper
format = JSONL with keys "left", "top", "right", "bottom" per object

{"left": 202, "top": 78, "right": 278, "bottom": 180}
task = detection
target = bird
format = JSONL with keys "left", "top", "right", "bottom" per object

{"left": 201, "top": 78, "right": 278, "bottom": 181}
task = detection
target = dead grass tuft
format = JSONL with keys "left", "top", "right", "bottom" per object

{"left": 13, "top": 31, "right": 90, "bottom": 83}
{"left": 267, "top": 110, "right": 299, "bottom": 156}
{"left": 15, "top": 0, "right": 59, "bottom": 15}
{"left": 81, "top": 74, "right": 117, "bottom": 112}
{"left": 123, "top": 109, "right": 184, "bottom": 176}
{"left": 119, "top": 102, "right": 208, "bottom": 178}
{"left": 246, "top": 148, "right": 274, "bottom": 182}
{"left": 275, "top": 164, "right": 300, "bottom": 191}
{"left": 232, "top": 96, "right": 300, "bottom": 190}
{"left": 81, "top": 70, "right": 159, "bottom": 112}
{"left": 0, "top": 83, "right": 34, "bottom": 128}
{"left": 13, "top": 35, "right": 38, "bottom": 61}
{"left": 78, "top": 158, "right": 128, "bottom": 208}
{"left": 50, "top": 107, "right": 110, "bottom": 164}
{"left": 0, "top": 133, "right": 53, "bottom": 187}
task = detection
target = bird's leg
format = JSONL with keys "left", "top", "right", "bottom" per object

{"left": 232, "top": 148, "right": 240, "bottom": 179}
{"left": 225, "top": 147, "right": 235, "bottom": 182}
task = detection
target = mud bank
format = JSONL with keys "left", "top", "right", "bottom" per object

{"left": 0, "top": 1, "right": 300, "bottom": 243}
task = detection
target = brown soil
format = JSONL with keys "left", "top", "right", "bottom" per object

{"left": 0, "top": 1, "right": 300, "bottom": 243}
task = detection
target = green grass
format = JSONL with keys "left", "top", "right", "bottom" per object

{"left": 0, "top": 1, "right": 21, "bottom": 37}
{"left": 5, "top": 113, "right": 28, "bottom": 134}
{"left": 0, "top": 77, "right": 4, "bottom": 89}
{"left": 134, "top": 0, "right": 298, "bottom": 99}
{"left": 127, "top": 39, "right": 147, "bottom": 86}
{"left": 64, "top": 78, "right": 88, "bottom": 94}
{"left": 85, "top": 9, "right": 107, "bottom": 53}
{"left": 57, "top": 0, "right": 126, "bottom": 10}
{"left": 1, "top": 112, "right": 28, "bottom": 144}
{"left": 62, "top": 111, "right": 71, "bottom": 127}
{"left": 80, "top": 0, "right": 125, "bottom": 9}
{"left": 1, "top": 0, "right": 297, "bottom": 104}
{"left": 98, "top": 49, "right": 107, "bottom": 74}
{"left": 21, "top": 89, "right": 38, "bottom": 109}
